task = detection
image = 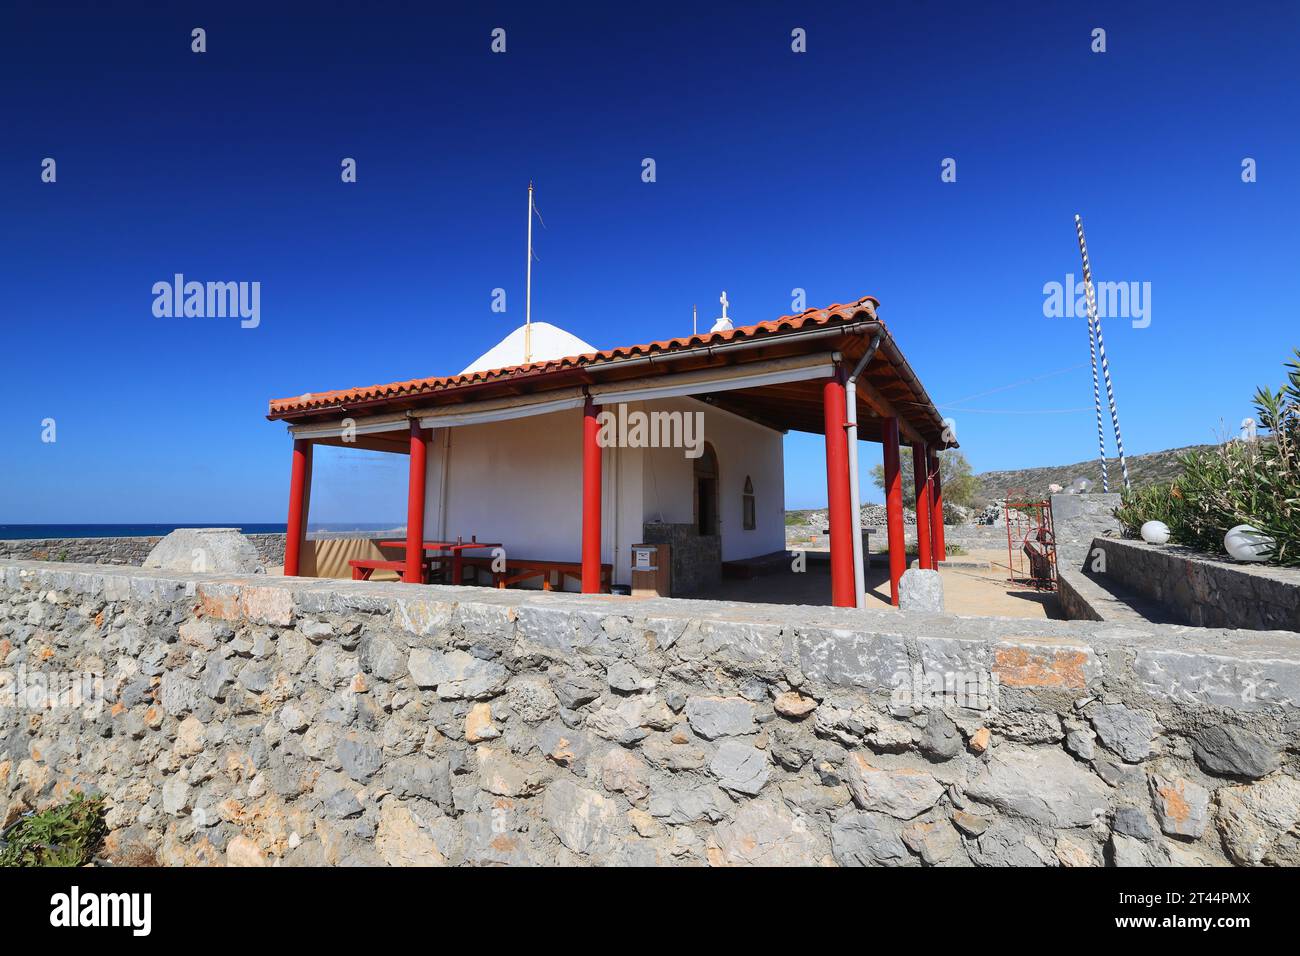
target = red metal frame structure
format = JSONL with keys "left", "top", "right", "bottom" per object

{"left": 1000, "top": 492, "right": 1058, "bottom": 590}
{"left": 267, "top": 296, "right": 954, "bottom": 606}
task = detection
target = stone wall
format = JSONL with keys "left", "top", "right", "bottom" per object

{"left": 1049, "top": 493, "right": 1122, "bottom": 564}
{"left": 1056, "top": 570, "right": 1107, "bottom": 623}
{"left": 0, "top": 534, "right": 287, "bottom": 571}
{"left": 641, "top": 523, "right": 721, "bottom": 596}
{"left": 2, "top": 558, "right": 1299, "bottom": 867}
{"left": 1056, "top": 567, "right": 1178, "bottom": 626}
{"left": 1076, "top": 537, "right": 1300, "bottom": 633}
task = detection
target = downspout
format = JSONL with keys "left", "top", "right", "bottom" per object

{"left": 438, "top": 429, "right": 451, "bottom": 541}
{"left": 845, "top": 331, "right": 884, "bottom": 609}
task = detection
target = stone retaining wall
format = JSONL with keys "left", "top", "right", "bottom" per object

{"left": 1083, "top": 537, "right": 1300, "bottom": 633}
{"left": 0, "top": 534, "right": 287, "bottom": 570}
{"left": 1050, "top": 493, "right": 1122, "bottom": 564}
{"left": 2, "top": 558, "right": 1298, "bottom": 867}
{"left": 1057, "top": 570, "right": 1106, "bottom": 623}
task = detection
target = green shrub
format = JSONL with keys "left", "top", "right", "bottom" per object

{"left": 1113, "top": 349, "right": 1299, "bottom": 566}
{"left": 0, "top": 792, "right": 107, "bottom": 867}
{"left": 1165, "top": 440, "right": 1271, "bottom": 555}
{"left": 1115, "top": 482, "right": 1178, "bottom": 538}
{"left": 1247, "top": 351, "right": 1300, "bottom": 565}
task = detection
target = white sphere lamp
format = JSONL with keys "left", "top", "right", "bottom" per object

{"left": 1140, "top": 521, "right": 1170, "bottom": 544}
{"left": 1224, "top": 524, "right": 1274, "bottom": 562}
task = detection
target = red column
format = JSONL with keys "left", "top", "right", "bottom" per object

{"left": 882, "top": 418, "right": 905, "bottom": 606}
{"left": 912, "top": 442, "right": 933, "bottom": 570}
{"left": 581, "top": 397, "right": 603, "bottom": 593}
{"left": 823, "top": 371, "right": 855, "bottom": 608}
{"left": 405, "top": 421, "right": 429, "bottom": 584}
{"left": 284, "top": 439, "right": 311, "bottom": 576}
{"left": 929, "top": 447, "right": 946, "bottom": 563}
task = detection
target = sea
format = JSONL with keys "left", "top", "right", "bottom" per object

{"left": 0, "top": 523, "right": 403, "bottom": 540}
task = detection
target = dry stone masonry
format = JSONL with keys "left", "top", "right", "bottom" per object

{"left": 1, "top": 558, "right": 1298, "bottom": 867}
{"left": 0, "top": 534, "right": 287, "bottom": 570}
{"left": 1060, "top": 536, "right": 1300, "bottom": 633}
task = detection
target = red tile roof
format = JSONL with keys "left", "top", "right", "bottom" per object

{"left": 268, "top": 296, "right": 881, "bottom": 419}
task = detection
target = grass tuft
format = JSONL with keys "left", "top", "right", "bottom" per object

{"left": 0, "top": 792, "right": 107, "bottom": 867}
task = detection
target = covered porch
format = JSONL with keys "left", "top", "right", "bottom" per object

{"left": 266, "top": 296, "right": 954, "bottom": 609}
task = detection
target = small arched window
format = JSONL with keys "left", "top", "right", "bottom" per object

{"left": 742, "top": 476, "right": 756, "bottom": 530}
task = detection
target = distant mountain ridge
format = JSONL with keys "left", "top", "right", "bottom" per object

{"left": 974, "top": 444, "right": 1215, "bottom": 503}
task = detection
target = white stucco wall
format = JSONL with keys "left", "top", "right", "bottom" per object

{"left": 638, "top": 397, "right": 786, "bottom": 562}
{"left": 422, "top": 408, "right": 647, "bottom": 589}
{"left": 424, "top": 409, "right": 581, "bottom": 571}
{"left": 420, "top": 397, "right": 784, "bottom": 589}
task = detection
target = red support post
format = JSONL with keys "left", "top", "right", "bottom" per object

{"left": 284, "top": 439, "right": 312, "bottom": 577}
{"left": 823, "top": 371, "right": 855, "bottom": 608}
{"left": 929, "top": 446, "right": 946, "bottom": 563}
{"left": 912, "top": 442, "right": 933, "bottom": 570}
{"left": 581, "top": 397, "right": 603, "bottom": 593}
{"left": 405, "top": 421, "right": 429, "bottom": 584}
{"left": 882, "top": 418, "right": 906, "bottom": 606}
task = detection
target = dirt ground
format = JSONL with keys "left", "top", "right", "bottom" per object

{"left": 704, "top": 547, "right": 1061, "bottom": 619}
{"left": 278, "top": 547, "right": 1061, "bottom": 618}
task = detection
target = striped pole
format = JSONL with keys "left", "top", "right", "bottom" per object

{"left": 1094, "top": 304, "right": 1131, "bottom": 490}
{"left": 1076, "top": 217, "right": 1110, "bottom": 492}
{"left": 1075, "top": 215, "right": 1130, "bottom": 490}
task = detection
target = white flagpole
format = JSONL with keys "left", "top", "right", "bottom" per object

{"left": 525, "top": 182, "right": 534, "bottom": 364}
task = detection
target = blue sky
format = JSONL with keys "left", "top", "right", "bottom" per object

{"left": 2, "top": 0, "right": 1297, "bottom": 522}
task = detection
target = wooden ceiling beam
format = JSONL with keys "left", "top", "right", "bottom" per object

{"left": 855, "top": 378, "right": 926, "bottom": 445}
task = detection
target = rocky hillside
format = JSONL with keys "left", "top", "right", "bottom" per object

{"left": 974, "top": 444, "right": 1214, "bottom": 503}
{"left": 781, "top": 444, "right": 1213, "bottom": 519}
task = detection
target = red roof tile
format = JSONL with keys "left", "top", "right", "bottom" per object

{"left": 268, "top": 296, "right": 881, "bottom": 418}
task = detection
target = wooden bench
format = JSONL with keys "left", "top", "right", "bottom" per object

{"left": 458, "top": 556, "right": 612, "bottom": 592}
{"left": 348, "top": 558, "right": 412, "bottom": 581}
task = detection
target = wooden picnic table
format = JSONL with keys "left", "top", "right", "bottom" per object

{"left": 457, "top": 555, "right": 611, "bottom": 592}
{"left": 377, "top": 539, "right": 502, "bottom": 585}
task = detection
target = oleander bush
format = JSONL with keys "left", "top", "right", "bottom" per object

{"left": 1248, "top": 351, "right": 1300, "bottom": 564}
{"left": 1115, "top": 349, "right": 1300, "bottom": 566}
{"left": 1114, "top": 481, "right": 1179, "bottom": 538}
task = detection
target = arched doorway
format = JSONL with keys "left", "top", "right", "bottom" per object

{"left": 694, "top": 442, "right": 719, "bottom": 537}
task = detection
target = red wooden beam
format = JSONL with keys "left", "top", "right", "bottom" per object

{"left": 929, "top": 446, "right": 945, "bottom": 563}
{"left": 581, "top": 397, "right": 603, "bottom": 593}
{"left": 284, "top": 439, "right": 312, "bottom": 577}
{"left": 912, "top": 442, "right": 933, "bottom": 570}
{"left": 882, "top": 418, "right": 905, "bottom": 605}
{"left": 823, "top": 371, "right": 855, "bottom": 608}
{"left": 405, "top": 421, "right": 430, "bottom": 584}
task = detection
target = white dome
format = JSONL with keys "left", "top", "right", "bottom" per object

{"left": 459, "top": 322, "right": 597, "bottom": 374}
